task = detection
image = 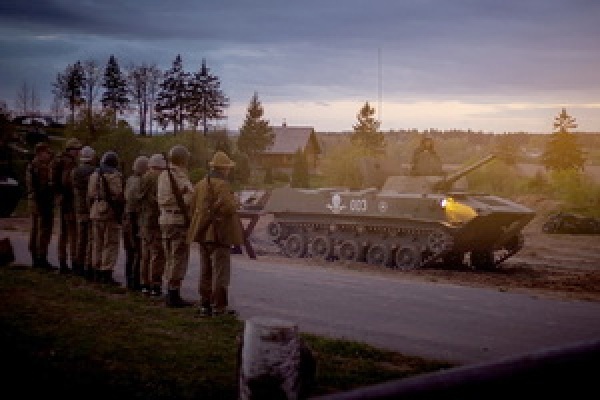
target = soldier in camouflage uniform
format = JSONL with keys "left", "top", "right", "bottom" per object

{"left": 138, "top": 154, "right": 166, "bottom": 296}
{"left": 158, "top": 145, "right": 194, "bottom": 307}
{"left": 71, "top": 146, "right": 96, "bottom": 278}
{"left": 123, "top": 156, "right": 148, "bottom": 290}
{"left": 53, "top": 138, "right": 82, "bottom": 273}
{"left": 88, "top": 151, "right": 124, "bottom": 285}
{"left": 25, "top": 142, "right": 56, "bottom": 270}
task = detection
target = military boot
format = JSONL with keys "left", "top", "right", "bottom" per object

{"left": 166, "top": 289, "right": 193, "bottom": 308}
{"left": 59, "top": 260, "right": 71, "bottom": 275}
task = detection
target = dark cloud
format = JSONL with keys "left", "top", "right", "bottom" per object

{"left": 1, "top": 0, "right": 599, "bottom": 131}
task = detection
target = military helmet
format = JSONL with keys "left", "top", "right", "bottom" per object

{"left": 209, "top": 151, "right": 235, "bottom": 168}
{"left": 66, "top": 138, "right": 83, "bottom": 150}
{"left": 148, "top": 153, "right": 166, "bottom": 169}
{"left": 79, "top": 146, "right": 95, "bottom": 162}
{"left": 100, "top": 151, "right": 119, "bottom": 168}
{"left": 169, "top": 145, "right": 190, "bottom": 167}
{"left": 132, "top": 155, "right": 149, "bottom": 175}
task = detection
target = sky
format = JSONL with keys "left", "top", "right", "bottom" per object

{"left": 1, "top": 0, "right": 599, "bottom": 133}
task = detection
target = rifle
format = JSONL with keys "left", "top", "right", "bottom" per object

{"left": 193, "top": 162, "right": 224, "bottom": 251}
{"left": 162, "top": 152, "right": 190, "bottom": 227}
{"left": 99, "top": 169, "right": 124, "bottom": 224}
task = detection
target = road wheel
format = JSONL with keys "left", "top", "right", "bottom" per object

{"left": 442, "top": 252, "right": 465, "bottom": 269}
{"left": 337, "top": 239, "right": 365, "bottom": 262}
{"left": 267, "top": 221, "right": 287, "bottom": 241}
{"left": 427, "top": 229, "right": 453, "bottom": 254}
{"left": 366, "top": 243, "right": 391, "bottom": 267}
{"left": 283, "top": 234, "right": 307, "bottom": 258}
{"left": 394, "top": 245, "right": 421, "bottom": 270}
{"left": 309, "top": 235, "right": 334, "bottom": 261}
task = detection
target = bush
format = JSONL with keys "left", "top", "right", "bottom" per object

{"left": 319, "top": 144, "right": 365, "bottom": 188}
{"left": 549, "top": 169, "right": 600, "bottom": 216}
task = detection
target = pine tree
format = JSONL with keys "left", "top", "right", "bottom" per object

{"left": 236, "top": 92, "right": 274, "bottom": 160}
{"left": 350, "top": 101, "right": 385, "bottom": 156}
{"left": 101, "top": 55, "right": 129, "bottom": 125}
{"left": 187, "top": 59, "right": 229, "bottom": 135}
{"left": 155, "top": 54, "right": 189, "bottom": 134}
{"left": 541, "top": 108, "right": 585, "bottom": 171}
{"left": 52, "top": 61, "right": 85, "bottom": 123}
{"left": 291, "top": 149, "right": 310, "bottom": 188}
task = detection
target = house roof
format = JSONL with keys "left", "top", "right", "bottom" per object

{"left": 266, "top": 125, "right": 316, "bottom": 154}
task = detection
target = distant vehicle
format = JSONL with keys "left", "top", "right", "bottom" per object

{"left": 542, "top": 212, "right": 600, "bottom": 234}
{"left": 0, "top": 114, "right": 65, "bottom": 217}
{"left": 261, "top": 154, "right": 535, "bottom": 271}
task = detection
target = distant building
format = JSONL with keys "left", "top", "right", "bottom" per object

{"left": 258, "top": 122, "right": 321, "bottom": 173}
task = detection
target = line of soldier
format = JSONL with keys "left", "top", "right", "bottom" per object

{"left": 26, "top": 139, "right": 243, "bottom": 315}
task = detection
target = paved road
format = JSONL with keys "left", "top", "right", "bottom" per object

{"left": 3, "top": 229, "right": 600, "bottom": 365}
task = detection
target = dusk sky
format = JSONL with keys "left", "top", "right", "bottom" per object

{"left": 1, "top": 0, "right": 599, "bottom": 133}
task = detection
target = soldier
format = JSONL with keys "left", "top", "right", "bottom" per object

{"left": 138, "top": 154, "right": 167, "bottom": 296}
{"left": 88, "top": 151, "right": 124, "bottom": 285}
{"left": 158, "top": 145, "right": 194, "bottom": 308}
{"left": 123, "top": 155, "right": 148, "bottom": 290}
{"left": 410, "top": 136, "right": 444, "bottom": 176}
{"left": 53, "top": 137, "right": 82, "bottom": 273}
{"left": 25, "top": 142, "right": 56, "bottom": 270}
{"left": 71, "top": 146, "right": 96, "bottom": 278}
{"left": 188, "top": 151, "right": 244, "bottom": 317}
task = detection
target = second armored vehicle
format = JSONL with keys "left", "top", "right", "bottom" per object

{"left": 262, "top": 155, "right": 535, "bottom": 271}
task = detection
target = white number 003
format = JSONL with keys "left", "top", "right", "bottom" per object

{"left": 349, "top": 199, "right": 367, "bottom": 212}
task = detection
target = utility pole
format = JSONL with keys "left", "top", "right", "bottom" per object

{"left": 378, "top": 47, "right": 382, "bottom": 129}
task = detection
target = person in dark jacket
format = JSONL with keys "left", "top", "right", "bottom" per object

{"left": 25, "top": 142, "right": 56, "bottom": 269}
{"left": 52, "top": 137, "right": 82, "bottom": 273}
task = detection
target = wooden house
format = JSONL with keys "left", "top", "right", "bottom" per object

{"left": 258, "top": 123, "right": 321, "bottom": 172}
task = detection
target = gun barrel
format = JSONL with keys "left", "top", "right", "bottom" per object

{"left": 435, "top": 154, "right": 496, "bottom": 191}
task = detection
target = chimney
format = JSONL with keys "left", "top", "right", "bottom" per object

{"left": 282, "top": 119, "right": 287, "bottom": 127}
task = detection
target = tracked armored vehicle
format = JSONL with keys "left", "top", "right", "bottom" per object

{"left": 262, "top": 155, "right": 535, "bottom": 271}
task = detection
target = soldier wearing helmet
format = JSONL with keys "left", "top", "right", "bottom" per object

{"left": 25, "top": 141, "right": 56, "bottom": 269}
{"left": 188, "top": 150, "right": 243, "bottom": 317}
{"left": 138, "top": 153, "right": 167, "bottom": 296}
{"left": 70, "top": 145, "right": 96, "bottom": 278}
{"left": 122, "top": 155, "right": 149, "bottom": 291}
{"left": 52, "top": 137, "right": 82, "bottom": 273}
{"left": 88, "top": 150, "right": 124, "bottom": 285}
{"left": 158, "top": 145, "right": 194, "bottom": 307}
{"left": 410, "top": 136, "right": 444, "bottom": 176}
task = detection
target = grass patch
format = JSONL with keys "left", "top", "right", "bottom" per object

{"left": 0, "top": 265, "right": 453, "bottom": 399}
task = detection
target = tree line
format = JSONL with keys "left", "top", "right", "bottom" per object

{"left": 51, "top": 54, "right": 228, "bottom": 137}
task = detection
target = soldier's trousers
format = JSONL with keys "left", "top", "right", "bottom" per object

{"left": 198, "top": 245, "right": 231, "bottom": 312}
{"left": 123, "top": 212, "right": 141, "bottom": 288}
{"left": 91, "top": 219, "right": 120, "bottom": 271}
{"left": 75, "top": 214, "right": 92, "bottom": 269}
{"left": 161, "top": 224, "right": 189, "bottom": 290}
{"left": 58, "top": 210, "right": 77, "bottom": 265}
{"left": 29, "top": 211, "right": 53, "bottom": 259}
{"left": 140, "top": 227, "right": 165, "bottom": 289}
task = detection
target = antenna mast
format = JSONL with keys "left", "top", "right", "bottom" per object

{"left": 378, "top": 47, "right": 382, "bottom": 128}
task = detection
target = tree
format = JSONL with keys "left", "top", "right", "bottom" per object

{"left": 82, "top": 59, "right": 102, "bottom": 136}
{"left": 291, "top": 149, "right": 310, "bottom": 188}
{"left": 350, "top": 101, "right": 385, "bottom": 156}
{"left": 541, "top": 108, "right": 585, "bottom": 171}
{"left": 494, "top": 134, "right": 520, "bottom": 166}
{"left": 146, "top": 65, "right": 162, "bottom": 136}
{"left": 15, "top": 81, "right": 40, "bottom": 116}
{"left": 236, "top": 92, "right": 274, "bottom": 161}
{"left": 187, "top": 59, "right": 229, "bottom": 135}
{"left": 52, "top": 61, "right": 85, "bottom": 123}
{"left": 101, "top": 55, "right": 129, "bottom": 125}
{"left": 155, "top": 54, "right": 189, "bottom": 134}
{"left": 127, "top": 62, "right": 157, "bottom": 136}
